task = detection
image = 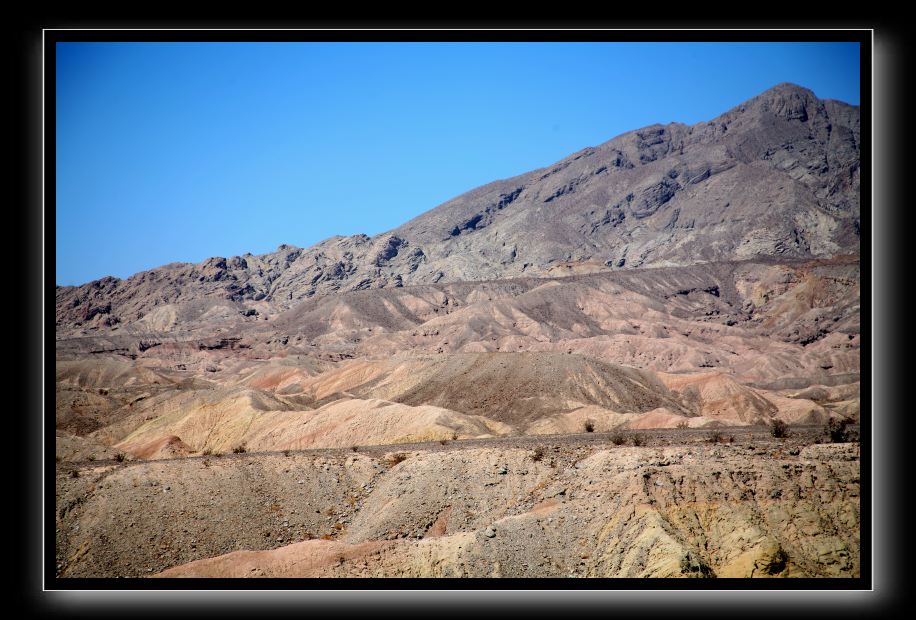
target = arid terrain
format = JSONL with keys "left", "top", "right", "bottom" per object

{"left": 55, "top": 83, "right": 861, "bottom": 579}
{"left": 57, "top": 429, "right": 858, "bottom": 578}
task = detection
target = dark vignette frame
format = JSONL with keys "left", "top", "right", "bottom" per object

{"left": 15, "top": 15, "right": 908, "bottom": 617}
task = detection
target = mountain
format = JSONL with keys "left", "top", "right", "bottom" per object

{"left": 55, "top": 83, "right": 859, "bottom": 333}
{"left": 55, "top": 82, "right": 862, "bottom": 580}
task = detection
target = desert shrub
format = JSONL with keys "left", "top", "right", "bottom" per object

{"left": 70, "top": 469, "right": 79, "bottom": 478}
{"left": 114, "top": 453, "right": 126, "bottom": 462}
{"left": 611, "top": 432, "right": 627, "bottom": 446}
{"left": 451, "top": 431, "right": 459, "bottom": 441}
{"left": 676, "top": 420, "right": 689, "bottom": 429}
{"left": 824, "top": 418, "right": 850, "bottom": 443}
{"left": 351, "top": 445, "right": 359, "bottom": 452}
{"left": 282, "top": 449, "right": 291, "bottom": 457}
{"left": 202, "top": 448, "right": 212, "bottom": 456}
{"left": 680, "top": 551, "right": 715, "bottom": 578}
{"left": 770, "top": 419, "right": 790, "bottom": 438}
{"left": 86, "top": 455, "right": 94, "bottom": 462}
{"left": 386, "top": 452, "right": 408, "bottom": 467}
{"left": 584, "top": 419, "right": 595, "bottom": 433}
{"left": 202, "top": 458, "right": 211, "bottom": 468}
{"left": 531, "top": 447, "right": 545, "bottom": 462}
{"left": 764, "top": 548, "right": 789, "bottom": 575}
{"left": 707, "top": 430, "right": 724, "bottom": 444}
{"left": 630, "top": 434, "right": 645, "bottom": 447}
{"left": 232, "top": 444, "right": 247, "bottom": 454}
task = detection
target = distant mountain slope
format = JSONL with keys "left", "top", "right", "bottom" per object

{"left": 56, "top": 83, "right": 859, "bottom": 331}
{"left": 55, "top": 257, "right": 859, "bottom": 387}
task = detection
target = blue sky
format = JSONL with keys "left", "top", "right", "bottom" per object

{"left": 56, "top": 41, "right": 860, "bottom": 285}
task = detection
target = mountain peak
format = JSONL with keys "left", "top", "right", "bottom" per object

{"left": 744, "top": 83, "right": 820, "bottom": 121}
{"left": 762, "top": 82, "right": 816, "bottom": 96}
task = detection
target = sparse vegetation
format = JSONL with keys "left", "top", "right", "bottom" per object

{"left": 764, "top": 548, "right": 789, "bottom": 575}
{"left": 232, "top": 444, "right": 247, "bottom": 454}
{"left": 705, "top": 430, "right": 735, "bottom": 444}
{"left": 676, "top": 420, "right": 689, "bottom": 429}
{"left": 115, "top": 452, "right": 126, "bottom": 462}
{"left": 351, "top": 445, "right": 359, "bottom": 452}
{"left": 611, "top": 432, "right": 627, "bottom": 446}
{"left": 531, "top": 446, "right": 545, "bottom": 462}
{"left": 770, "top": 419, "right": 790, "bottom": 438}
{"left": 584, "top": 418, "right": 595, "bottom": 433}
{"left": 680, "top": 551, "right": 715, "bottom": 578}
{"left": 202, "top": 448, "right": 212, "bottom": 456}
{"left": 451, "top": 431, "right": 459, "bottom": 441}
{"left": 282, "top": 449, "right": 291, "bottom": 457}
{"left": 386, "top": 452, "right": 408, "bottom": 467}
{"left": 202, "top": 458, "right": 211, "bottom": 468}
{"left": 824, "top": 418, "right": 850, "bottom": 443}
{"left": 70, "top": 469, "right": 79, "bottom": 478}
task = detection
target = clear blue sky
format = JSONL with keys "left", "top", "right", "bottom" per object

{"left": 56, "top": 41, "right": 860, "bottom": 285}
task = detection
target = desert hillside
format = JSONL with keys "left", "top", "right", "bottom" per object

{"left": 55, "top": 83, "right": 861, "bottom": 579}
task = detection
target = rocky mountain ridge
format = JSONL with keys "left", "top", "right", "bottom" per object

{"left": 56, "top": 83, "right": 859, "bottom": 332}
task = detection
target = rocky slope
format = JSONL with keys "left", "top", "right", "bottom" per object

{"left": 55, "top": 256, "right": 859, "bottom": 383}
{"left": 55, "top": 256, "right": 859, "bottom": 458}
{"left": 55, "top": 345, "right": 855, "bottom": 460}
{"left": 56, "top": 83, "right": 859, "bottom": 332}
{"left": 56, "top": 436, "right": 859, "bottom": 578}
